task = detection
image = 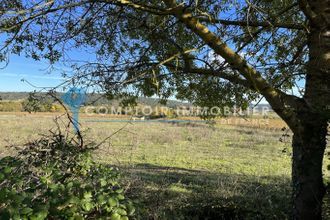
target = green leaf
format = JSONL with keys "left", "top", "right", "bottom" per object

{"left": 12, "top": 214, "right": 21, "bottom": 220}
{"left": 49, "top": 183, "right": 58, "bottom": 190}
{"left": 0, "top": 173, "right": 5, "bottom": 181}
{"left": 100, "top": 178, "right": 107, "bottom": 187}
{"left": 108, "top": 198, "right": 118, "bottom": 207}
{"left": 115, "top": 189, "right": 123, "bottom": 194}
{"left": 127, "top": 203, "right": 135, "bottom": 216}
{"left": 117, "top": 194, "right": 125, "bottom": 200}
{"left": 97, "top": 194, "right": 107, "bottom": 205}
{"left": 68, "top": 196, "right": 80, "bottom": 204}
{"left": 110, "top": 213, "right": 121, "bottom": 220}
{"left": 66, "top": 181, "right": 74, "bottom": 188}
{"left": 29, "top": 210, "right": 48, "bottom": 220}
{"left": 21, "top": 207, "right": 33, "bottom": 215}
{"left": 4, "top": 167, "right": 12, "bottom": 174}
{"left": 117, "top": 208, "right": 127, "bottom": 216}
{"left": 73, "top": 215, "right": 84, "bottom": 220}
{"left": 83, "top": 191, "right": 92, "bottom": 199}
{"left": 81, "top": 201, "right": 94, "bottom": 212}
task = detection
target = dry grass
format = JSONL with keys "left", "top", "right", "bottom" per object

{"left": 0, "top": 112, "right": 328, "bottom": 219}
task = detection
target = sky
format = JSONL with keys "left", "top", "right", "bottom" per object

{"left": 0, "top": 55, "right": 66, "bottom": 92}
{"left": 0, "top": 53, "right": 302, "bottom": 105}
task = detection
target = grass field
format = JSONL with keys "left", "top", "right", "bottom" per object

{"left": 0, "top": 112, "right": 328, "bottom": 219}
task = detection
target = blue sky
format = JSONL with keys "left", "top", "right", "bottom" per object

{"left": 0, "top": 55, "right": 67, "bottom": 92}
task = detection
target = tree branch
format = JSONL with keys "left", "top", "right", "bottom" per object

{"left": 197, "top": 18, "right": 305, "bottom": 30}
{"left": 165, "top": 63, "right": 253, "bottom": 89}
{"left": 162, "top": 0, "right": 302, "bottom": 130}
{"left": 98, "top": 0, "right": 180, "bottom": 15}
{"left": 298, "top": 0, "right": 327, "bottom": 28}
{"left": 197, "top": 2, "right": 305, "bottom": 30}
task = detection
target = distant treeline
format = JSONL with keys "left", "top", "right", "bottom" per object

{"left": 0, "top": 92, "right": 190, "bottom": 108}
{"left": 0, "top": 92, "right": 272, "bottom": 114}
{"left": 0, "top": 92, "right": 191, "bottom": 115}
{"left": 0, "top": 100, "right": 65, "bottom": 112}
{"left": 0, "top": 100, "right": 180, "bottom": 118}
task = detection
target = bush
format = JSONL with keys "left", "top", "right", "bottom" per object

{"left": 0, "top": 133, "right": 135, "bottom": 219}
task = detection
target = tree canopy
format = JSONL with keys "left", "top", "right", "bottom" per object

{"left": 0, "top": 1, "right": 310, "bottom": 120}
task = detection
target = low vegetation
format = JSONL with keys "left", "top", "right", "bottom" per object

{"left": 0, "top": 113, "right": 328, "bottom": 219}
{"left": 0, "top": 130, "right": 134, "bottom": 220}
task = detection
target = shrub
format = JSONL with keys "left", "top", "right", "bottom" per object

{"left": 50, "top": 104, "right": 65, "bottom": 112}
{"left": 0, "top": 133, "right": 135, "bottom": 219}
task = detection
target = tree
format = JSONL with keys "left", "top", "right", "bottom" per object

{"left": 0, "top": 0, "right": 329, "bottom": 219}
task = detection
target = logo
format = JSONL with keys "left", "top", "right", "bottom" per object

{"left": 61, "top": 87, "right": 86, "bottom": 132}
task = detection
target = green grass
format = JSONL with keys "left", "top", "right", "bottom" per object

{"left": 0, "top": 114, "right": 328, "bottom": 219}
{"left": 86, "top": 121, "right": 292, "bottom": 219}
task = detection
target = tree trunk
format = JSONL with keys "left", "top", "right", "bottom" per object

{"left": 292, "top": 116, "right": 327, "bottom": 219}
{"left": 291, "top": 1, "right": 330, "bottom": 219}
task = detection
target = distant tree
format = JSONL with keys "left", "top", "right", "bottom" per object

{"left": 0, "top": 1, "right": 329, "bottom": 219}
{"left": 22, "top": 92, "right": 42, "bottom": 113}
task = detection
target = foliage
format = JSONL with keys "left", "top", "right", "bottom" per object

{"left": 0, "top": 133, "right": 135, "bottom": 220}
{"left": 0, "top": 92, "right": 193, "bottom": 114}
{"left": 0, "top": 92, "right": 29, "bottom": 100}
{"left": 0, "top": 100, "right": 64, "bottom": 112}
{"left": 22, "top": 92, "right": 50, "bottom": 113}
{"left": 0, "top": 0, "right": 306, "bottom": 109}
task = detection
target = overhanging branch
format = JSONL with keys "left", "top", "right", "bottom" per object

{"left": 162, "top": 0, "right": 302, "bottom": 130}
{"left": 165, "top": 63, "right": 253, "bottom": 89}
{"left": 197, "top": 17, "right": 305, "bottom": 30}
